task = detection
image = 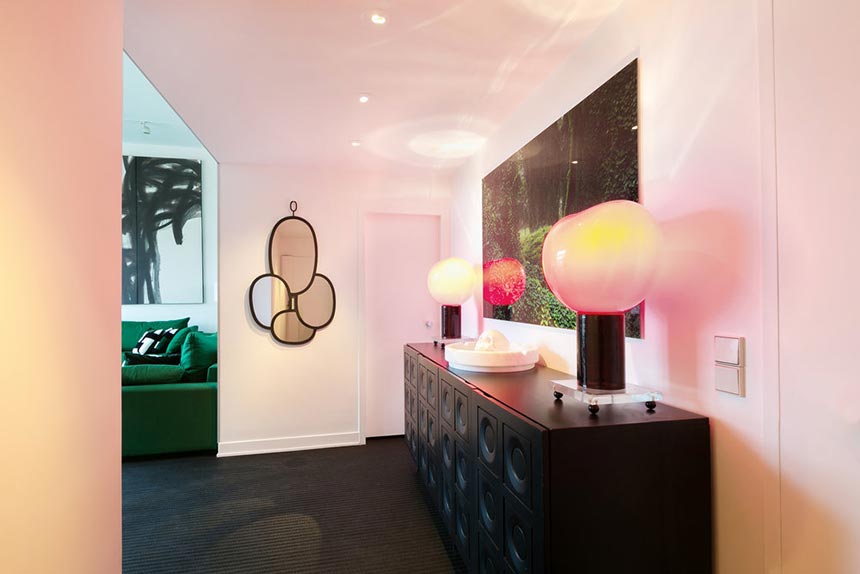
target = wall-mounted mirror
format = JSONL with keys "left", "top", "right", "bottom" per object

{"left": 249, "top": 202, "right": 335, "bottom": 344}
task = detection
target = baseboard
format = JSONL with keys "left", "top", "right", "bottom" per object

{"left": 217, "top": 431, "right": 361, "bottom": 457}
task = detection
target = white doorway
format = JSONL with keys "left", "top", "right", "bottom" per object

{"left": 362, "top": 212, "right": 441, "bottom": 437}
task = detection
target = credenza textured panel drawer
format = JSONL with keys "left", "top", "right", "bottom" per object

{"left": 441, "top": 475, "right": 455, "bottom": 533}
{"left": 418, "top": 438, "right": 428, "bottom": 484}
{"left": 454, "top": 487, "right": 473, "bottom": 565}
{"left": 404, "top": 415, "right": 417, "bottom": 462}
{"left": 477, "top": 466, "right": 503, "bottom": 550}
{"left": 427, "top": 409, "right": 439, "bottom": 453}
{"left": 404, "top": 385, "right": 412, "bottom": 421}
{"left": 427, "top": 458, "right": 440, "bottom": 507}
{"left": 455, "top": 440, "right": 473, "bottom": 496}
{"left": 478, "top": 530, "right": 504, "bottom": 574}
{"left": 440, "top": 376, "right": 455, "bottom": 427}
{"left": 420, "top": 356, "right": 439, "bottom": 413}
{"left": 440, "top": 423, "right": 455, "bottom": 480}
{"left": 503, "top": 424, "right": 532, "bottom": 510}
{"left": 417, "top": 365, "right": 427, "bottom": 406}
{"left": 427, "top": 368, "right": 438, "bottom": 411}
{"left": 477, "top": 406, "right": 501, "bottom": 478}
{"left": 455, "top": 388, "right": 470, "bottom": 442}
{"left": 503, "top": 494, "right": 534, "bottom": 574}
{"left": 418, "top": 400, "right": 427, "bottom": 441}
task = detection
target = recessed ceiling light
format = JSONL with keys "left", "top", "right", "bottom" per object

{"left": 370, "top": 13, "right": 386, "bottom": 25}
{"left": 358, "top": 94, "right": 370, "bottom": 104}
{"left": 570, "top": 160, "right": 578, "bottom": 165}
{"left": 351, "top": 140, "right": 362, "bottom": 147}
{"left": 631, "top": 125, "right": 639, "bottom": 131}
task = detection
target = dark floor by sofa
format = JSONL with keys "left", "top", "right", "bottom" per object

{"left": 122, "top": 437, "right": 466, "bottom": 574}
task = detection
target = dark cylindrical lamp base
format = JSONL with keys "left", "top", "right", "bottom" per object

{"left": 441, "top": 305, "right": 462, "bottom": 339}
{"left": 577, "top": 313, "right": 625, "bottom": 392}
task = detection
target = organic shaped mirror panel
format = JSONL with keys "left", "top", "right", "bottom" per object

{"left": 270, "top": 218, "right": 316, "bottom": 294}
{"left": 249, "top": 202, "right": 336, "bottom": 344}
{"left": 249, "top": 274, "right": 289, "bottom": 329}
{"left": 296, "top": 275, "right": 336, "bottom": 329}
{"left": 272, "top": 310, "right": 315, "bottom": 345}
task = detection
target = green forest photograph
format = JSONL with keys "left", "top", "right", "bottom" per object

{"left": 482, "top": 59, "right": 643, "bottom": 337}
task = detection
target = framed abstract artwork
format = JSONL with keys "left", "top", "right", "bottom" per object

{"left": 482, "top": 60, "right": 642, "bottom": 337}
{"left": 122, "top": 156, "right": 203, "bottom": 304}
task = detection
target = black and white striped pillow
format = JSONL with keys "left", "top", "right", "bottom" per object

{"left": 131, "top": 328, "right": 179, "bottom": 355}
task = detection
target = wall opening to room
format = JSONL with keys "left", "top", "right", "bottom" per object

{"left": 120, "top": 51, "right": 220, "bottom": 458}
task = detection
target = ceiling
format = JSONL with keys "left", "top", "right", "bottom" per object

{"left": 124, "top": 0, "right": 624, "bottom": 170}
{"left": 123, "top": 53, "right": 203, "bottom": 148}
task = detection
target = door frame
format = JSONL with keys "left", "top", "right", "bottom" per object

{"left": 357, "top": 198, "right": 450, "bottom": 444}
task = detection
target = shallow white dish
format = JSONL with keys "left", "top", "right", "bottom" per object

{"left": 444, "top": 341, "right": 539, "bottom": 373}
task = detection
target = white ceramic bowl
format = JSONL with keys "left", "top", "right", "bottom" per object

{"left": 444, "top": 341, "right": 539, "bottom": 373}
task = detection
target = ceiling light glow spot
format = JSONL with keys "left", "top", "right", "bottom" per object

{"left": 351, "top": 140, "right": 362, "bottom": 147}
{"left": 370, "top": 13, "right": 386, "bottom": 24}
{"left": 408, "top": 130, "right": 486, "bottom": 160}
{"left": 359, "top": 95, "right": 370, "bottom": 104}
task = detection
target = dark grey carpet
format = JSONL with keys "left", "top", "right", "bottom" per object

{"left": 123, "top": 438, "right": 465, "bottom": 574}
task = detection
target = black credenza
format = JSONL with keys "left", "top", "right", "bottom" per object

{"left": 403, "top": 343, "right": 712, "bottom": 574}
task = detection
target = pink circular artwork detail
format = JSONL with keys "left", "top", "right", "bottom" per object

{"left": 483, "top": 258, "right": 526, "bottom": 306}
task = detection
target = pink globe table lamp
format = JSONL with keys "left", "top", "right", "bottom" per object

{"left": 427, "top": 257, "right": 476, "bottom": 345}
{"left": 542, "top": 200, "right": 661, "bottom": 397}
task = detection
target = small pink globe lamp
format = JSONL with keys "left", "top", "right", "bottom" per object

{"left": 483, "top": 257, "right": 526, "bottom": 320}
{"left": 427, "top": 257, "right": 476, "bottom": 344}
{"left": 541, "top": 200, "right": 661, "bottom": 397}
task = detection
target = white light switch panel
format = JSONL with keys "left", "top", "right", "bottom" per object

{"left": 715, "top": 364, "right": 745, "bottom": 396}
{"left": 715, "top": 336, "right": 743, "bottom": 366}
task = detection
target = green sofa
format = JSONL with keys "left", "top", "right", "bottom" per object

{"left": 122, "top": 319, "right": 218, "bottom": 457}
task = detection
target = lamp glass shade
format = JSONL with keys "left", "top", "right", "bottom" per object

{"left": 483, "top": 257, "right": 526, "bottom": 306}
{"left": 541, "top": 200, "right": 661, "bottom": 314}
{"left": 427, "top": 257, "right": 476, "bottom": 306}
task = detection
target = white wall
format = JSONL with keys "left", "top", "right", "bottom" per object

{"left": 773, "top": 1, "right": 860, "bottom": 572}
{"left": 451, "top": 1, "right": 774, "bottom": 572}
{"left": 120, "top": 142, "right": 219, "bottom": 331}
{"left": 0, "top": 1, "right": 122, "bottom": 572}
{"left": 218, "top": 163, "right": 449, "bottom": 456}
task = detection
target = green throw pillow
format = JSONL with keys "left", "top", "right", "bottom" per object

{"left": 122, "top": 318, "right": 190, "bottom": 351}
{"left": 165, "top": 325, "right": 199, "bottom": 354}
{"left": 121, "top": 364, "right": 185, "bottom": 386}
{"left": 181, "top": 331, "right": 218, "bottom": 382}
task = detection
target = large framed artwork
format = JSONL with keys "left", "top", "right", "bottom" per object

{"left": 122, "top": 156, "right": 203, "bottom": 304}
{"left": 482, "top": 59, "right": 641, "bottom": 336}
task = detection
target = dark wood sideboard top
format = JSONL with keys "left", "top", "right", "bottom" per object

{"left": 408, "top": 342, "right": 707, "bottom": 432}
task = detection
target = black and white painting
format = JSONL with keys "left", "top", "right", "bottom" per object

{"left": 122, "top": 156, "right": 203, "bottom": 304}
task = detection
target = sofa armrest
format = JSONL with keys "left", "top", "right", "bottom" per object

{"left": 207, "top": 363, "right": 218, "bottom": 383}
